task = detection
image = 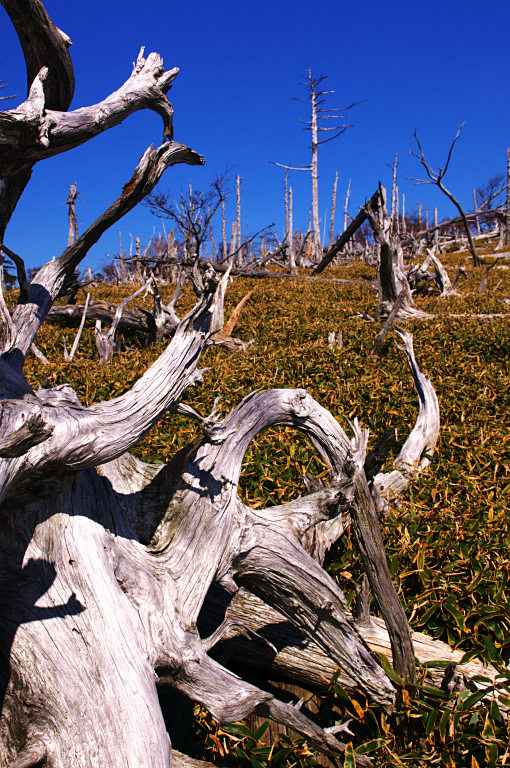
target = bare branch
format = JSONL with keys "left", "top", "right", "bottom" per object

{"left": 269, "top": 160, "right": 311, "bottom": 171}
{"left": 0, "top": 411, "right": 53, "bottom": 458}
{"left": 0, "top": 49, "right": 179, "bottom": 178}
{"left": 411, "top": 128, "right": 480, "bottom": 266}
{"left": 7, "top": 141, "right": 203, "bottom": 361}
{"left": 64, "top": 292, "right": 90, "bottom": 362}
{"left": 1, "top": 0, "right": 74, "bottom": 111}
{"left": 0, "top": 242, "right": 29, "bottom": 301}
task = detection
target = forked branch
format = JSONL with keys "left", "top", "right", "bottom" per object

{"left": 0, "top": 47, "right": 180, "bottom": 177}
{"left": 411, "top": 127, "right": 480, "bottom": 267}
{"left": 6, "top": 142, "right": 203, "bottom": 361}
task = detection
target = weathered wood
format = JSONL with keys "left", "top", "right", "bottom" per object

{"left": 329, "top": 171, "right": 338, "bottom": 247}
{"left": 94, "top": 282, "right": 149, "bottom": 364}
{"left": 0, "top": 47, "right": 181, "bottom": 178}
{"left": 0, "top": 410, "right": 53, "bottom": 458}
{"left": 313, "top": 189, "right": 380, "bottom": 274}
{"left": 477, "top": 260, "right": 497, "bottom": 294}
{"left": 371, "top": 290, "right": 407, "bottom": 356}
{"left": 0, "top": 0, "right": 74, "bottom": 111}
{"left": 48, "top": 299, "right": 150, "bottom": 334}
{"left": 202, "top": 586, "right": 500, "bottom": 698}
{"left": 365, "top": 185, "right": 430, "bottom": 320}
{"left": 63, "top": 291, "right": 90, "bottom": 361}
{"left": 66, "top": 183, "right": 78, "bottom": 246}
{"left": 0, "top": 5, "right": 477, "bottom": 767}
{"left": 8, "top": 141, "right": 202, "bottom": 361}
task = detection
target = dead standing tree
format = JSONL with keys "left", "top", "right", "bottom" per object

{"left": 286, "top": 71, "right": 356, "bottom": 261}
{"left": 146, "top": 177, "right": 227, "bottom": 263}
{"left": 364, "top": 184, "right": 430, "bottom": 320}
{"left": 411, "top": 126, "right": 481, "bottom": 267}
{"left": 66, "top": 183, "right": 78, "bottom": 246}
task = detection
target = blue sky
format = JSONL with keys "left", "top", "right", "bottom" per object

{"left": 1, "top": 0, "right": 508, "bottom": 272}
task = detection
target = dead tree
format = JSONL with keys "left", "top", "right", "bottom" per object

{"left": 94, "top": 281, "right": 150, "bottom": 363}
{"left": 329, "top": 170, "right": 338, "bottom": 247}
{"left": 277, "top": 72, "right": 356, "bottom": 261}
{"left": 66, "top": 183, "right": 78, "bottom": 246}
{"left": 145, "top": 177, "right": 227, "bottom": 263}
{"left": 408, "top": 249, "right": 460, "bottom": 298}
{"left": 1, "top": 5, "right": 495, "bottom": 767}
{"left": 411, "top": 126, "right": 481, "bottom": 267}
{"left": 313, "top": 188, "right": 380, "bottom": 274}
{"left": 364, "top": 185, "right": 429, "bottom": 320}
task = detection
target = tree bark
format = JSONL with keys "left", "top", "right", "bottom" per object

{"left": 365, "top": 185, "right": 430, "bottom": 320}
{"left": 310, "top": 74, "right": 321, "bottom": 260}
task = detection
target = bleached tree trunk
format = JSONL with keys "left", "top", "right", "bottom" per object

{"left": 221, "top": 199, "right": 227, "bottom": 259}
{"left": 390, "top": 153, "right": 398, "bottom": 231}
{"left": 344, "top": 178, "right": 351, "bottom": 231}
{"left": 329, "top": 171, "right": 338, "bottom": 247}
{"left": 473, "top": 188, "right": 481, "bottom": 235}
{"left": 365, "top": 185, "right": 430, "bottom": 320}
{"left": 433, "top": 207, "right": 440, "bottom": 253}
{"left": 310, "top": 75, "right": 321, "bottom": 260}
{"left": 236, "top": 174, "right": 241, "bottom": 254}
{"left": 66, "top": 183, "right": 78, "bottom": 246}
{"left": 284, "top": 167, "right": 289, "bottom": 239}
{"left": 229, "top": 221, "right": 237, "bottom": 259}
{"left": 289, "top": 186, "right": 297, "bottom": 275}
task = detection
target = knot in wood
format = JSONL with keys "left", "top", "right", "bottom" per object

{"left": 290, "top": 389, "right": 310, "bottom": 419}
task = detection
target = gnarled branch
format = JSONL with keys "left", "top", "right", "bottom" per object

{"left": 0, "top": 48, "right": 179, "bottom": 178}
{"left": 6, "top": 142, "right": 203, "bottom": 362}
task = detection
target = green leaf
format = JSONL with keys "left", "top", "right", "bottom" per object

{"left": 343, "top": 742, "right": 356, "bottom": 768}
{"left": 460, "top": 649, "right": 483, "bottom": 665}
{"left": 356, "top": 738, "right": 388, "bottom": 755}
{"left": 253, "top": 720, "right": 270, "bottom": 742}
{"left": 224, "top": 723, "right": 255, "bottom": 739}
{"left": 373, "top": 652, "right": 404, "bottom": 686}
{"left": 438, "top": 708, "right": 450, "bottom": 741}
{"left": 443, "top": 599, "right": 467, "bottom": 631}
{"left": 425, "top": 706, "right": 436, "bottom": 735}
{"left": 462, "top": 688, "right": 490, "bottom": 710}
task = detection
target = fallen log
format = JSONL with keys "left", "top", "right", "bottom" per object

{"left": 201, "top": 586, "right": 500, "bottom": 699}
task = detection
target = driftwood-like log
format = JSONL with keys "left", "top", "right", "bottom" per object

{"left": 202, "top": 587, "right": 500, "bottom": 698}
{"left": 48, "top": 299, "right": 150, "bottom": 334}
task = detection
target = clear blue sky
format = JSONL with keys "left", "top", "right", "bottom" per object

{"left": 1, "top": 0, "right": 508, "bottom": 272}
